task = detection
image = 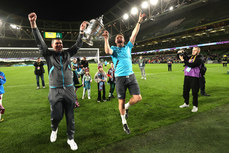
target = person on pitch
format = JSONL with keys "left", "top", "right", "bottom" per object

{"left": 138, "top": 56, "right": 146, "bottom": 79}
{"left": 28, "top": 12, "right": 88, "bottom": 151}
{"left": 94, "top": 65, "right": 107, "bottom": 102}
{"left": 71, "top": 58, "right": 83, "bottom": 108}
{"left": 102, "top": 12, "right": 145, "bottom": 134}
{"left": 178, "top": 47, "right": 203, "bottom": 113}
{"left": 33, "top": 57, "right": 45, "bottom": 89}
{"left": 0, "top": 71, "right": 6, "bottom": 123}
{"left": 107, "top": 62, "right": 116, "bottom": 101}
{"left": 82, "top": 68, "right": 92, "bottom": 100}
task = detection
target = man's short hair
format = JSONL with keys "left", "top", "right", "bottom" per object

{"left": 116, "top": 33, "right": 124, "bottom": 38}
{"left": 193, "top": 47, "right": 201, "bottom": 51}
{"left": 51, "top": 38, "right": 62, "bottom": 45}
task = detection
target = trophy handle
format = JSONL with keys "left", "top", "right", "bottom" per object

{"left": 82, "top": 16, "right": 105, "bottom": 46}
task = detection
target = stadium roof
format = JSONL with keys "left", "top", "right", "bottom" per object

{"left": 0, "top": 0, "right": 121, "bottom": 21}
{"left": 1, "top": 0, "right": 229, "bottom": 50}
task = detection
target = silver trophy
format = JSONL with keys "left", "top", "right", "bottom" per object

{"left": 82, "top": 15, "right": 105, "bottom": 46}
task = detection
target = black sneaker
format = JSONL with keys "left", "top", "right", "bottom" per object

{"left": 123, "top": 124, "right": 130, "bottom": 134}
{"left": 125, "top": 109, "right": 129, "bottom": 119}
{"left": 201, "top": 93, "right": 211, "bottom": 96}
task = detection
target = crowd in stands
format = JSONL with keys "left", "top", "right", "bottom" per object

{"left": 131, "top": 51, "right": 229, "bottom": 64}
{"left": 132, "top": 54, "right": 179, "bottom": 64}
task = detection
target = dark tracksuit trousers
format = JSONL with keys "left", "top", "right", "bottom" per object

{"left": 109, "top": 82, "right": 115, "bottom": 96}
{"left": 48, "top": 87, "right": 76, "bottom": 140}
{"left": 199, "top": 76, "right": 206, "bottom": 95}
{"left": 183, "top": 76, "right": 200, "bottom": 107}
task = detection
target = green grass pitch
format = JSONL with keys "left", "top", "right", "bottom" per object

{"left": 0, "top": 63, "right": 228, "bottom": 153}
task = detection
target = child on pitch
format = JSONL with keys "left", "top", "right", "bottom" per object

{"left": 107, "top": 62, "right": 116, "bottom": 101}
{"left": 82, "top": 68, "right": 92, "bottom": 99}
{"left": 94, "top": 64, "right": 107, "bottom": 102}
{"left": 0, "top": 71, "right": 6, "bottom": 123}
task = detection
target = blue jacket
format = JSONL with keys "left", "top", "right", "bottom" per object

{"left": 0, "top": 71, "right": 6, "bottom": 94}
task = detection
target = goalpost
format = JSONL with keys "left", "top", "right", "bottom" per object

{"left": 0, "top": 47, "right": 100, "bottom": 64}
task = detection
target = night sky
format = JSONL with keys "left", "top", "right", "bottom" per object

{"left": 0, "top": 0, "right": 121, "bottom": 21}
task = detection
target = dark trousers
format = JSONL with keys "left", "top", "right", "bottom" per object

{"left": 183, "top": 76, "right": 200, "bottom": 107}
{"left": 168, "top": 65, "right": 172, "bottom": 71}
{"left": 109, "top": 82, "right": 115, "bottom": 96}
{"left": 199, "top": 76, "right": 206, "bottom": 95}
{"left": 36, "top": 74, "right": 45, "bottom": 87}
{"left": 97, "top": 83, "right": 106, "bottom": 101}
{"left": 48, "top": 87, "right": 76, "bottom": 140}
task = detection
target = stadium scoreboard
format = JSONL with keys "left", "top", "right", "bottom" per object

{"left": 44, "top": 32, "right": 62, "bottom": 39}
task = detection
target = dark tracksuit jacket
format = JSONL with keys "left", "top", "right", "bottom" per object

{"left": 32, "top": 28, "right": 83, "bottom": 139}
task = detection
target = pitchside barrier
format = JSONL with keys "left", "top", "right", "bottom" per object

{"left": 0, "top": 47, "right": 100, "bottom": 64}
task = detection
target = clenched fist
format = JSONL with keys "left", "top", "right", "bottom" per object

{"left": 28, "top": 12, "right": 37, "bottom": 22}
{"left": 28, "top": 12, "right": 37, "bottom": 28}
{"left": 102, "top": 30, "right": 109, "bottom": 39}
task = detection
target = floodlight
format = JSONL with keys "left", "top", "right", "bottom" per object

{"left": 10, "top": 24, "right": 20, "bottom": 29}
{"left": 131, "top": 7, "right": 138, "bottom": 15}
{"left": 150, "top": 0, "right": 158, "bottom": 6}
{"left": 141, "top": 1, "right": 149, "bottom": 9}
{"left": 169, "top": 6, "right": 174, "bottom": 11}
{"left": 123, "top": 13, "right": 129, "bottom": 20}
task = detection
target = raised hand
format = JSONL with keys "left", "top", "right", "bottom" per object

{"left": 138, "top": 12, "right": 146, "bottom": 23}
{"left": 28, "top": 12, "right": 37, "bottom": 23}
{"left": 102, "top": 30, "right": 109, "bottom": 39}
{"left": 28, "top": 12, "right": 37, "bottom": 28}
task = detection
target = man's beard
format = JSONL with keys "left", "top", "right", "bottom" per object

{"left": 117, "top": 40, "right": 123, "bottom": 43}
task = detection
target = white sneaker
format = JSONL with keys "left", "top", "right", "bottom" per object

{"left": 50, "top": 128, "right": 58, "bottom": 142}
{"left": 141, "top": 77, "right": 144, "bottom": 79}
{"left": 144, "top": 77, "right": 146, "bottom": 80}
{"left": 179, "top": 103, "right": 189, "bottom": 108}
{"left": 88, "top": 97, "right": 91, "bottom": 99}
{"left": 82, "top": 97, "right": 84, "bottom": 100}
{"left": 67, "top": 139, "right": 78, "bottom": 151}
{"left": 191, "top": 106, "right": 198, "bottom": 112}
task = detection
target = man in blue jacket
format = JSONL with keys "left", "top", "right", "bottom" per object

{"left": 0, "top": 71, "right": 6, "bottom": 123}
{"left": 28, "top": 12, "right": 88, "bottom": 150}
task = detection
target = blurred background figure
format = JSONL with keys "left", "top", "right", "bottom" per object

{"left": 138, "top": 56, "right": 146, "bottom": 80}
{"left": 222, "top": 55, "right": 227, "bottom": 67}
{"left": 167, "top": 58, "right": 173, "bottom": 71}
{"left": 33, "top": 57, "right": 45, "bottom": 89}
{"left": 107, "top": 62, "right": 116, "bottom": 100}
{"left": 0, "top": 71, "right": 6, "bottom": 123}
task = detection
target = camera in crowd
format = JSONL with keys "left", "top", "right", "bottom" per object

{"left": 177, "top": 50, "right": 187, "bottom": 58}
{"left": 177, "top": 50, "right": 186, "bottom": 56}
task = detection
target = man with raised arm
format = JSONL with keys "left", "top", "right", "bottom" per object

{"left": 102, "top": 12, "right": 145, "bottom": 134}
{"left": 28, "top": 12, "right": 88, "bottom": 151}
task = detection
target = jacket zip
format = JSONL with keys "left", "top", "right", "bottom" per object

{"left": 60, "top": 55, "right": 65, "bottom": 89}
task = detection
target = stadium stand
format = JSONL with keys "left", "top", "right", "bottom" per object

{"left": 0, "top": 0, "right": 228, "bottom": 61}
